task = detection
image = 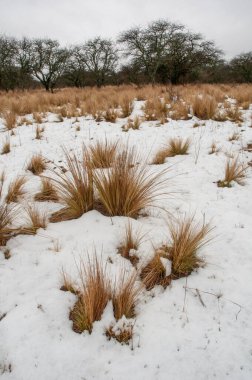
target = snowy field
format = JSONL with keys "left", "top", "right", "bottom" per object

{"left": 0, "top": 97, "right": 252, "bottom": 380}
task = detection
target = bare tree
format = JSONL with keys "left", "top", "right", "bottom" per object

{"left": 230, "top": 52, "right": 252, "bottom": 82}
{"left": 118, "top": 20, "right": 183, "bottom": 85}
{"left": 16, "top": 37, "right": 34, "bottom": 89}
{"left": 81, "top": 37, "right": 118, "bottom": 87}
{"left": 0, "top": 36, "right": 18, "bottom": 91}
{"left": 31, "top": 39, "right": 70, "bottom": 91}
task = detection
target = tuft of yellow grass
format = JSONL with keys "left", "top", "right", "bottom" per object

{"left": 140, "top": 250, "right": 171, "bottom": 290}
{"left": 118, "top": 220, "right": 144, "bottom": 266}
{"left": 105, "top": 321, "right": 134, "bottom": 345}
{"left": 0, "top": 204, "right": 16, "bottom": 245}
{"left": 217, "top": 158, "right": 248, "bottom": 187}
{"left": 70, "top": 256, "right": 111, "bottom": 334}
{"left": 5, "top": 175, "right": 27, "bottom": 203}
{"left": 1, "top": 136, "right": 10, "bottom": 155}
{"left": 22, "top": 204, "right": 47, "bottom": 235}
{"left": 3, "top": 110, "right": 17, "bottom": 130}
{"left": 35, "top": 177, "right": 59, "bottom": 202}
{"left": 192, "top": 95, "right": 217, "bottom": 120}
{"left": 26, "top": 154, "right": 47, "bottom": 175}
{"left": 93, "top": 146, "right": 170, "bottom": 217}
{"left": 153, "top": 137, "right": 190, "bottom": 164}
{"left": 49, "top": 149, "right": 94, "bottom": 222}
{"left": 112, "top": 270, "right": 141, "bottom": 320}
{"left": 88, "top": 139, "right": 118, "bottom": 168}
{"left": 167, "top": 216, "right": 213, "bottom": 278}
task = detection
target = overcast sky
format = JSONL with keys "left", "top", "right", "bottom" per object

{"left": 0, "top": 0, "right": 251, "bottom": 59}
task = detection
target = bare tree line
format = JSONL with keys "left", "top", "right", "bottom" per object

{"left": 0, "top": 19, "right": 251, "bottom": 92}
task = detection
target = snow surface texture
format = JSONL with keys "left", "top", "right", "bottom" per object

{"left": 0, "top": 102, "right": 252, "bottom": 380}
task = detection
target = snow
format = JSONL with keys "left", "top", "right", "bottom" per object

{"left": 0, "top": 101, "right": 252, "bottom": 380}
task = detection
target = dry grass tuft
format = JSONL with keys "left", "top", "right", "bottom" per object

{"left": 228, "top": 131, "right": 240, "bottom": 142}
{"left": 26, "top": 154, "right": 47, "bottom": 175}
{"left": 122, "top": 116, "right": 141, "bottom": 131}
{"left": 167, "top": 216, "right": 213, "bottom": 278}
{"left": 6, "top": 176, "right": 27, "bottom": 203}
{"left": 35, "top": 177, "right": 59, "bottom": 202}
{"left": 93, "top": 146, "right": 169, "bottom": 217}
{"left": 209, "top": 141, "right": 221, "bottom": 155}
{"left": 3, "top": 110, "right": 17, "bottom": 130}
{"left": 60, "top": 270, "right": 79, "bottom": 295}
{"left": 120, "top": 97, "right": 134, "bottom": 118}
{"left": 49, "top": 150, "right": 94, "bottom": 222}
{"left": 69, "top": 256, "right": 111, "bottom": 334}
{"left": 35, "top": 125, "right": 44, "bottom": 140}
{"left": 1, "top": 136, "right": 10, "bottom": 155}
{"left": 22, "top": 204, "right": 47, "bottom": 235}
{"left": 105, "top": 321, "right": 134, "bottom": 345}
{"left": 192, "top": 95, "right": 217, "bottom": 120}
{"left": 153, "top": 137, "right": 190, "bottom": 164}
{"left": 140, "top": 250, "right": 171, "bottom": 290}
{"left": 89, "top": 139, "right": 118, "bottom": 168}
{"left": 112, "top": 271, "right": 140, "bottom": 320}
{"left": 33, "top": 112, "right": 43, "bottom": 124}
{"left": 104, "top": 109, "right": 118, "bottom": 123}
{"left": 217, "top": 158, "right": 248, "bottom": 187}
{"left": 0, "top": 204, "right": 16, "bottom": 245}
{"left": 169, "top": 101, "right": 191, "bottom": 120}
{"left": 118, "top": 221, "right": 144, "bottom": 266}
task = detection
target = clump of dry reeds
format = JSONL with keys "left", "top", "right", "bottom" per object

{"left": 21, "top": 204, "right": 48, "bottom": 235}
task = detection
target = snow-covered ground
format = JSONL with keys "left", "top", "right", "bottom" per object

{"left": 0, "top": 101, "right": 252, "bottom": 380}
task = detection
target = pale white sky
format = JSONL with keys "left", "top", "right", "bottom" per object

{"left": 0, "top": 0, "right": 251, "bottom": 59}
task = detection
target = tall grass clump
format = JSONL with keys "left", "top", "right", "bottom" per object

{"left": 26, "top": 154, "right": 47, "bottom": 175}
{"left": 6, "top": 176, "right": 27, "bottom": 203}
{"left": 88, "top": 139, "right": 118, "bottom": 168}
{"left": 35, "top": 177, "right": 59, "bottom": 202}
{"left": 70, "top": 256, "right": 111, "bottom": 334}
{"left": 0, "top": 204, "right": 16, "bottom": 245}
{"left": 217, "top": 158, "right": 248, "bottom": 187}
{"left": 140, "top": 250, "right": 171, "bottom": 290}
{"left": 112, "top": 271, "right": 141, "bottom": 320}
{"left": 93, "top": 146, "right": 169, "bottom": 217}
{"left": 153, "top": 137, "right": 190, "bottom": 164}
{"left": 192, "top": 95, "right": 217, "bottom": 120}
{"left": 167, "top": 216, "right": 213, "bottom": 278}
{"left": 49, "top": 149, "right": 94, "bottom": 222}
{"left": 3, "top": 110, "right": 17, "bottom": 130}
